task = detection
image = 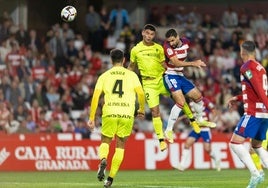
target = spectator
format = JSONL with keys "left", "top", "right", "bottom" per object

{"left": 27, "top": 29, "right": 42, "bottom": 53}
{"left": 46, "top": 85, "right": 60, "bottom": 110}
{"left": 71, "top": 81, "right": 89, "bottom": 110}
{"left": 74, "top": 118, "right": 91, "bottom": 139}
{"left": 36, "top": 110, "right": 50, "bottom": 133}
{"left": 61, "top": 22, "right": 75, "bottom": 40}
{"left": 15, "top": 23, "right": 29, "bottom": 47}
{"left": 109, "top": 3, "right": 129, "bottom": 39}
{"left": 85, "top": 5, "right": 102, "bottom": 52}
{"left": 218, "top": 104, "right": 240, "bottom": 133}
{"left": 49, "top": 29, "right": 67, "bottom": 72}
{"left": 221, "top": 5, "right": 238, "bottom": 28}
{"left": 5, "top": 113, "right": 20, "bottom": 134}
{"left": 99, "top": 6, "right": 110, "bottom": 52}
{"left": 13, "top": 104, "right": 28, "bottom": 123}
{"left": 59, "top": 113, "right": 74, "bottom": 133}
{"left": 201, "top": 13, "right": 217, "bottom": 29}
{"left": 5, "top": 77, "right": 21, "bottom": 109}
{"left": 25, "top": 113, "right": 37, "bottom": 133}
{"left": 30, "top": 84, "right": 50, "bottom": 110}
{"left": 0, "top": 101, "right": 10, "bottom": 132}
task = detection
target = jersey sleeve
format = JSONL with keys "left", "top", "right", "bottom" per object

{"left": 89, "top": 75, "right": 103, "bottom": 121}
{"left": 163, "top": 42, "right": 176, "bottom": 59}
{"left": 130, "top": 46, "right": 137, "bottom": 63}
{"left": 132, "top": 72, "right": 145, "bottom": 113}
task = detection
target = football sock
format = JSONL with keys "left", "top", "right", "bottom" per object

{"left": 180, "top": 148, "right": 190, "bottom": 169}
{"left": 250, "top": 152, "right": 263, "bottom": 171}
{"left": 191, "top": 99, "right": 204, "bottom": 122}
{"left": 99, "top": 143, "right": 109, "bottom": 160}
{"left": 152, "top": 117, "right": 164, "bottom": 139}
{"left": 262, "top": 135, "right": 268, "bottom": 149}
{"left": 182, "top": 103, "right": 194, "bottom": 119}
{"left": 209, "top": 151, "right": 216, "bottom": 161}
{"left": 254, "top": 147, "right": 268, "bottom": 168}
{"left": 165, "top": 104, "right": 183, "bottom": 131}
{"left": 229, "top": 143, "right": 259, "bottom": 176}
{"left": 109, "top": 148, "right": 124, "bottom": 178}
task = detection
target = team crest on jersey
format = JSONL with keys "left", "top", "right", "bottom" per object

{"left": 167, "top": 48, "right": 174, "bottom": 56}
{"left": 245, "top": 70, "right": 253, "bottom": 79}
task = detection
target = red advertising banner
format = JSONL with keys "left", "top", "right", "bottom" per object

{"left": 0, "top": 131, "right": 248, "bottom": 171}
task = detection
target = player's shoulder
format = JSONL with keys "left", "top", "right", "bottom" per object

{"left": 242, "top": 60, "right": 264, "bottom": 72}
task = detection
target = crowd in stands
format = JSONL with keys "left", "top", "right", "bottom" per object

{"left": 0, "top": 3, "right": 267, "bottom": 138}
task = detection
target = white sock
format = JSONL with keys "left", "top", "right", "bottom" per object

{"left": 254, "top": 147, "right": 268, "bottom": 168}
{"left": 165, "top": 104, "right": 182, "bottom": 131}
{"left": 180, "top": 148, "right": 190, "bottom": 169}
{"left": 191, "top": 100, "right": 204, "bottom": 122}
{"left": 229, "top": 143, "right": 259, "bottom": 176}
{"left": 209, "top": 151, "right": 216, "bottom": 161}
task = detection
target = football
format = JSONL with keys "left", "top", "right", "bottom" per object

{"left": 61, "top": 6, "right": 77, "bottom": 22}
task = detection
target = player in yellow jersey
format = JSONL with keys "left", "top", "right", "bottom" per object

{"left": 128, "top": 24, "right": 201, "bottom": 151}
{"left": 87, "top": 49, "right": 145, "bottom": 188}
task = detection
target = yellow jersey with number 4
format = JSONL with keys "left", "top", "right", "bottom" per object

{"left": 90, "top": 66, "right": 143, "bottom": 118}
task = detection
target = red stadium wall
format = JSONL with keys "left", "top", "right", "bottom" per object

{"left": 0, "top": 132, "right": 248, "bottom": 171}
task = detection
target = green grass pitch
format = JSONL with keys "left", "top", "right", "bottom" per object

{"left": 0, "top": 169, "right": 267, "bottom": 188}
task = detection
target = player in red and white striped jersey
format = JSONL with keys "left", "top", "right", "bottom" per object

{"left": 228, "top": 40, "right": 268, "bottom": 188}
{"left": 162, "top": 28, "right": 216, "bottom": 143}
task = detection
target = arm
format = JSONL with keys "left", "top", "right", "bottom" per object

{"left": 169, "top": 55, "right": 206, "bottom": 68}
{"left": 128, "top": 61, "right": 137, "bottom": 72}
{"left": 135, "top": 86, "right": 145, "bottom": 119}
{"left": 87, "top": 89, "right": 102, "bottom": 130}
{"left": 227, "top": 94, "right": 242, "bottom": 109}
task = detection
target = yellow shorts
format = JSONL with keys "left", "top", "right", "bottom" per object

{"left": 101, "top": 115, "right": 134, "bottom": 138}
{"left": 142, "top": 77, "right": 170, "bottom": 108}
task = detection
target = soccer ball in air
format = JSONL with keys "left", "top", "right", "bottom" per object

{"left": 61, "top": 6, "right": 77, "bottom": 22}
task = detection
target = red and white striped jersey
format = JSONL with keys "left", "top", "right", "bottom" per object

{"left": 163, "top": 37, "right": 190, "bottom": 75}
{"left": 240, "top": 59, "right": 268, "bottom": 118}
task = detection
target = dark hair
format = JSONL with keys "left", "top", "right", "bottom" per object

{"left": 110, "top": 48, "right": 124, "bottom": 64}
{"left": 165, "top": 29, "right": 178, "bottom": 38}
{"left": 241, "top": 41, "right": 256, "bottom": 52}
{"left": 143, "top": 24, "right": 156, "bottom": 32}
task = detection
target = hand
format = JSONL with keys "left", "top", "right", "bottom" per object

{"left": 136, "top": 110, "right": 145, "bottom": 120}
{"left": 194, "top": 60, "right": 206, "bottom": 68}
{"left": 87, "top": 120, "right": 95, "bottom": 131}
{"left": 227, "top": 97, "right": 237, "bottom": 109}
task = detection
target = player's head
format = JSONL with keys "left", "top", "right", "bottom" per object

{"left": 240, "top": 40, "right": 256, "bottom": 62}
{"left": 110, "top": 48, "right": 125, "bottom": 65}
{"left": 142, "top": 24, "right": 156, "bottom": 45}
{"left": 165, "top": 29, "right": 180, "bottom": 48}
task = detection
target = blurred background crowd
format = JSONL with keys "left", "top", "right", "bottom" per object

{"left": 0, "top": 0, "right": 268, "bottom": 138}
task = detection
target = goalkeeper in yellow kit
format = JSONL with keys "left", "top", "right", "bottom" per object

{"left": 87, "top": 49, "right": 145, "bottom": 188}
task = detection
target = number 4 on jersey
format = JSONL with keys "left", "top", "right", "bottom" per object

{"left": 112, "top": 79, "right": 124, "bottom": 97}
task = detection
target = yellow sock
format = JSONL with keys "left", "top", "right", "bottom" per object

{"left": 109, "top": 148, "right": 124, "bottom": 178}
{"left": 251, "top": 153, "right": 263, "bottom": 171}
{"left": 99, "top": 143, "right": 109, "bottom": 160}
{"left": 152, "top": 117, "right": 164, "bottom": 140}
{"left": 182, "top": 103, "right": 194, "bottom": 119}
